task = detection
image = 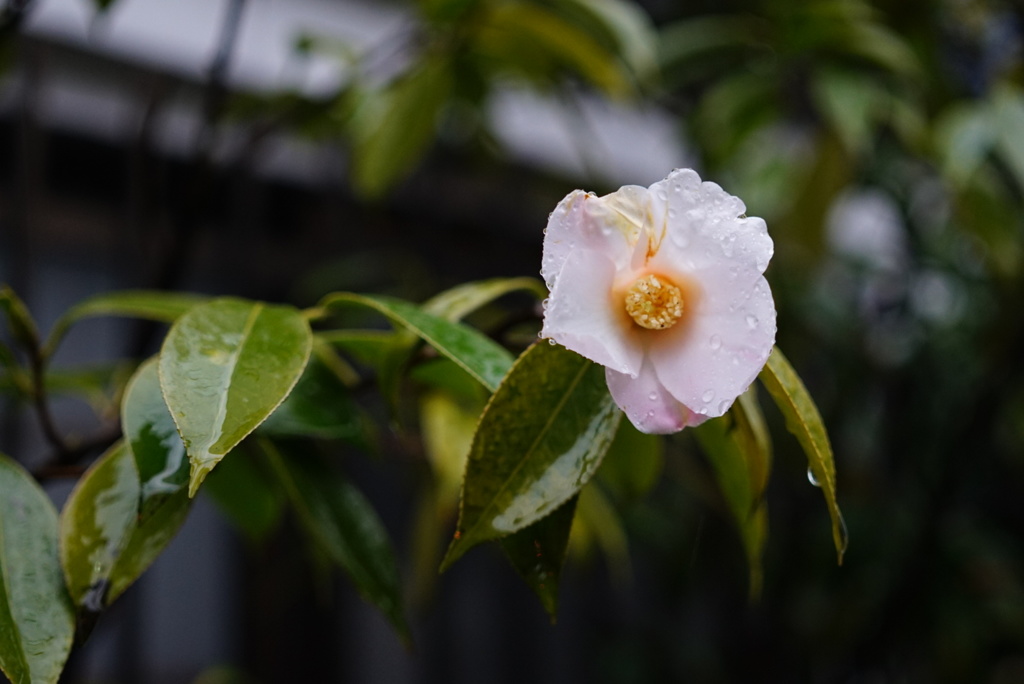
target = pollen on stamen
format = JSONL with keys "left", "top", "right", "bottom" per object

{"left": 625, "top": 274, "right": 685, "bottom": 330}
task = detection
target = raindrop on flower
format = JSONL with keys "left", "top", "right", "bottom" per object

{"left": 702, "top": 389, "right": 715, "bottom": 403}
{"left": 648, "top": 392, "right": 659, "bottom": 401}
{"left": 746, "top": 314, "right": 759, "bottom": 330}
{"left": 709, "top": 334, "right": 722, "bottom": 350}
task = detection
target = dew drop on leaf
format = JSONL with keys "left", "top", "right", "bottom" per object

{"left": 807, "top": 467, "right": 821, "bottom": 487}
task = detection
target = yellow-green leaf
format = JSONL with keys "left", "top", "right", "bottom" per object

{"left": 759, "top": 346, "right": 847, "bottom": 564}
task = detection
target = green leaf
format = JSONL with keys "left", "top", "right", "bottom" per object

{"left": 123, "top": 358, "right": 189, "bottom": 517}
{"left": 259, "top": 346, "right": 373, "bottom": 449}
{"left": 692, "top": 388, "right": 771, "bottom": 596}
{"left": 59, "top": 441, "right": 191, "bottom": 612}
{"left": 38, "top": 362, "right": 136, "bottom": 418}
{"left": 321, "top": 293, "right": 514, "bottom": 393}
{"left": 351, "top": 56, "right": 453, "bottom": 198}
{"left": 499, "top": 497, "right": 578, "bottom": 620}
{"left": 422, "top": 277, "right": 546, "bottom": 321}
{"left": 159, "top": 298, "right": 313, "bottom": 496}
{"left": 203, "top": 445, "right": 285, "bottom": 545}
{"left": 759, "top": 346, "right": 847, "bottom": 564}
{"left": 550, "top": 0, "right": 659, "bottom": 84}
{"left": 45, "top": 290, "right": 206, "bottom": 356}
{"left": 441, "top": 342, "right": 621, "bottom": 570}
{"left": 0, "top": 453, "right": 75, "bottom": 684}
{"left": 474, "top": 2, "right": 631, "bottom": 96}
{"left": 0, "top": 285, "right": 40, "bottom": 351}
{"left": 812, "top": 68, "right": 883, "bottom": 157}
{"left": 264, "top": 441, "right": 409, "bottom": 640}
{"left": 420, "top": 388, "right": 484, "bottom": 507}
{"left": 317, "top": 329, "right": 398, "bottom": 369}
{"left": 59, "top": 357, "right": 192, "bottom": 617}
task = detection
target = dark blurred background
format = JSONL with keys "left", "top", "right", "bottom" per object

{"left": 3, "top": 0, "right": 1024, "bottom": 682}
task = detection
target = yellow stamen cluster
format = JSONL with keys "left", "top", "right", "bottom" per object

{"left": 624, "top": 274, "right": 684, "bottom": 330}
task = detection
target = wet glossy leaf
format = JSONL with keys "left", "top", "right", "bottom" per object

{"left": 499, "top": 497, "right": 578, "bottom": 620}
{"left": 45, "top": 290, "right": 206, "bottom": 355}
{"left": 265, "top": 442, "right": 409, "bottom": 640}
{"left": 441, "top": 342, "right": 621, "bottom": 570}
{"left": 159, "top": 298, "right": 313, "bottom": 496}
{"left": 759, "top": 346, "right": 847, "bottom": 564}
{"left": 123, "top": 358, "right": 189, "bottom": 517}
{"left": 321, "top": 293, "right": 514, "bottom": 392}
{"left": 0, "top": 453, "right": 74, "bottom": 684}
{"left": 692, "top": 389, "right": 771, "bottom": 596}
{"left": 59, "top": 441, "right": 191, "bottom": 611}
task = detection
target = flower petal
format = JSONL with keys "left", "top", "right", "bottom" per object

{"left": 648, "top": 169, "right": 773, "bottom": 292}
{"left": 541, "top": 249, "right": 642, "bottom": 375}
{"left": 541, "top": 190, "right": 637, "bottom": 291}
{"left": 606, "top": 359, "right": 704, "bottom": 434}
{"left": 650, "top": 275, "right": 776, "bottom": 418}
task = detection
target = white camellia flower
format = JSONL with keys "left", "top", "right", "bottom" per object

{"left": 540, "top": 168, "right": 776, "bottom": 434}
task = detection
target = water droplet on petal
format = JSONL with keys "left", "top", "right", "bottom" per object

{"left": 717, "top": 400, "right": 730, "bottom": 413}
{"left": 709, "top": 334, "right": 722, "bottom": 350}
{"left": 702, "top": 389, "right": 715, "bottom": 403}
{"left": 746, "top": 315, "right": 759, "bottom": 330}
{"left": 648, "top": 392, "right": 659, "bottom": 401}
{"left": 547, "top": 338, "right": 557, "bottom": 346}
{"left": 807, "top": 468, "right": 821, "bottom": 487}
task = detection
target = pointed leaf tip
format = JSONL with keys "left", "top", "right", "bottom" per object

{"left": 159, "top": 298, "right": 312, "bottom": 496}
{"left": 444, "top": 342, "right": 620, "bottom": 570}
{"left": 759, "top": 346, "right": 847, "bottom": 564}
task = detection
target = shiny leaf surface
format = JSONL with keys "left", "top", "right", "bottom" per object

{"left": 123, "top": 359, "right": 189, "bottom": 517}
{"left": 0, "top": 454, "right": 74, "bottom": 684}
{"left": 321, "top": 293, "right": 514, "bottom": 392}
{"left": 441, "top": 342, "right": 621, "bottom": 570}
{"left": 760, "top": 346, "right": 847, "bottom": 563}
{"left": 499, "top": 497, "right": 578, "bottom": 620}
{"left": 159, "top": 298, "right": 312, "bottom": 495}
{"left": 266, "top": 442, "right": 409, "bottom": 640}
{"left": 60, "top": 441, "right": 191, "bottom": 611}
